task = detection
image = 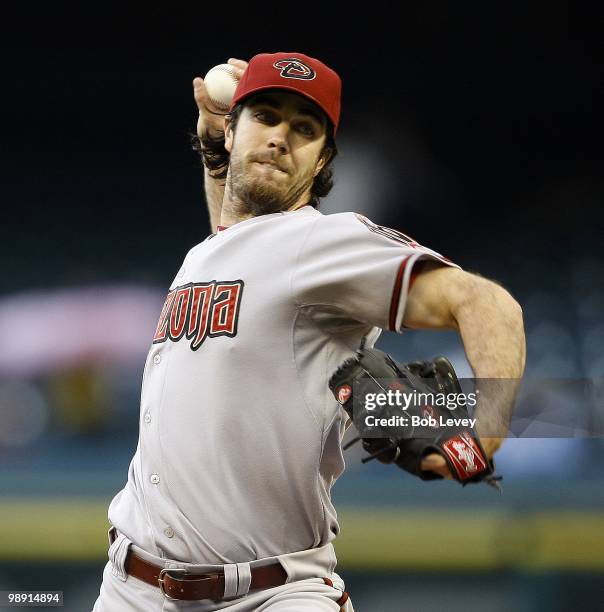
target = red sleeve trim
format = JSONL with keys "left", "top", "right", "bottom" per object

{"left": 394, "top": 258, "right": 458, "bottom": 331}
{"left": 389, "top": 257, "right": 410, "bottom": 331}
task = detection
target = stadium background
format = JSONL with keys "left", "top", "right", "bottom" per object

{"left": 1, "top": 3, "right": 603, "bottom": 610}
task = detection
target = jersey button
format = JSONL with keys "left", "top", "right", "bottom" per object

{"left": 153, "top": 354, "right": 162, "bottom": 365}
{"left": 150, "top": 474, "right": 160, "bottom": 484}
{"left": 164, "top": 527, "right": 174, "bottom": 538}
{"left": 144, "top": 413, "right": 151, "bottom": 423}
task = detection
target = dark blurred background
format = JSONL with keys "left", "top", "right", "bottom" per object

{"left": 1, "top": 3, "right": 603, "bottom": 611}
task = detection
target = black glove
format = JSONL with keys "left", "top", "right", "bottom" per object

{"left": 329, "top": 348, "right": 501, "bottom": 489}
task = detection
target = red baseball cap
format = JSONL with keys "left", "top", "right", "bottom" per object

{"left": 230, "top": 52, "right": 342, "bottom": 136}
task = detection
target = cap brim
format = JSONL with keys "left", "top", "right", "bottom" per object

{"left": 231, "top": 85, "right": 336, "bottom": 136}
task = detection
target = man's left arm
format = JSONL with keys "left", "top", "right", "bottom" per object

{"left": 402, "top": 263, "right": 526, "bottom": 460}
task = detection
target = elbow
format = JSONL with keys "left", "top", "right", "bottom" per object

{"left": 464, "top": 275, "right": 524, "bottom": 324}
{"left": 502, "top": 292, "right": 527, "bottom": 372}
{"left": 456, "top": 275, "right": 526, "bottom": 367}
{"left": 509, "top": 294, "right": 526, "bottom": 374}
{"left": 496, "top": 285, "right": 524, "bottom": 332}
{"left": 482, "top": 281, "right": 527, "bottom": 375}
{"left": 498, "top": 286, "right": 524, "bottom": 327}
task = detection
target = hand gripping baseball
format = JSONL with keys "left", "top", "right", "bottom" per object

{"left": 193, "top": 58, "right": 248, "bottom": 139}
{"left": 329, "top": 348, "right": 501, "bottom": 489}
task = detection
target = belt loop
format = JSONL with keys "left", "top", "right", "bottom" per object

{"left": 235, "top": 562, "right": 251, "bottom": 597}
{"left": 222, "top": 564, "right": 238, "bottom": 599}
{"left": 108, "top": 530, "right": 131, "bottom": 582}
{"left": 107, "top": 525, "right": 116, "bottom": 546}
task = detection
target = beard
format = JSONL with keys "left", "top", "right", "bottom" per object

{"left": 227, "top": 149, "right": 315, "bottom": 217}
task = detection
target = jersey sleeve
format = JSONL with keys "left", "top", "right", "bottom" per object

{"left": 292, "top": 212, "right": 460, "bottom": 332}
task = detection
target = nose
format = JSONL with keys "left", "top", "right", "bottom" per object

{"left": 267, "top": 123, "right": 290, "bottom": 155}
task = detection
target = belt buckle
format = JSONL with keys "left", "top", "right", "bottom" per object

{"left": 158, "top": 568, "right": 222, "bottom": 601}
{"left": 158, "top": 568, "right": 189, "bottom": 600}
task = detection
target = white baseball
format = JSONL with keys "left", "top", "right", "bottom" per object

{"left": 203, "top": 64, "right": 239, "bottom": 110}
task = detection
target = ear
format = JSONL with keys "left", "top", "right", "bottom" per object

{"left": 224, "top": 115, "right": 234, "bottom": 153}
{"left": 313, "top": 147, "right": 331, "bottom": 178}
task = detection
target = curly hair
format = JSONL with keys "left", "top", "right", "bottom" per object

{"left": 191, "top": 102, "right": 338, "bottom": 209}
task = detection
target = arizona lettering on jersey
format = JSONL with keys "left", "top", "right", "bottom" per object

{"left": 153, "top": 280, "right": 244, "bottom": 350}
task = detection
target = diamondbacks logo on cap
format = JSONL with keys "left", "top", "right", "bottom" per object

{"left": 273, "top": 58, "right": 316, "bottom": 80}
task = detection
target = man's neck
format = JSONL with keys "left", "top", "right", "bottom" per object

{"left": 218, "top": 195, "right": 253, "bottom": 228}
{"left": 219, "top": 187, "right": 311, "bottom": 229}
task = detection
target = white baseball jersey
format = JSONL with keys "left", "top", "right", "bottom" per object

{"left": 107, "top": 205, "right": 457, "bottom": 565}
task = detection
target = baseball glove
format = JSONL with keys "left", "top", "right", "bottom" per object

{"left": 329, "top": 348, "right": 501, "bottom": 489}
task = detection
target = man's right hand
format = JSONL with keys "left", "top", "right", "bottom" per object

{"left": 193, "top": 58, "right": 248, "bottom": 140}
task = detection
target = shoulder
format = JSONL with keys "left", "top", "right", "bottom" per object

{"left": 312, "top": 210, "right": 368, "bottom": 227}
{"left": 185, "top": 241, "right": 208, "bottom": 257}
{"left": 313, "top": 210, "right": 406, "bottom": 234}
{"left": 306, "top": 210, "right": 378, "bottom": 234}
{"left": 309, "top": 210, "right": 422, "bottom": 249}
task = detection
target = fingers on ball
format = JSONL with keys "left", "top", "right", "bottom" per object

{"left": 228, "top": 58, "right": 248, "bottom": 69}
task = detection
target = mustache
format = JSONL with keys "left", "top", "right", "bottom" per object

{"left": 250, "top": 153, "right": 290, "bottom": 174}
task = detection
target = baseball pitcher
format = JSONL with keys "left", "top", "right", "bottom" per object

{"left": 93, "top": 52, "right": 526, "bottom": 611}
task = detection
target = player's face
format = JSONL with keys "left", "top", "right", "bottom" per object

{"left": 224, "top": 92, "right": 329, "bottom": 216}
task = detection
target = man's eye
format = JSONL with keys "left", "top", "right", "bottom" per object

{"left": 297, "top": 123, "right": 315, "bottom": 137}
{"left": 255, "top": 111, "right": 273, "bottom": 122}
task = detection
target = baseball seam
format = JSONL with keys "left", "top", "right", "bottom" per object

{"left": 206, "top": 66, "right": 238, "bottom": 110}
